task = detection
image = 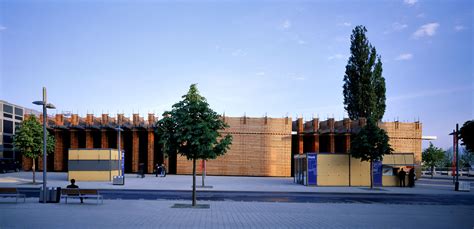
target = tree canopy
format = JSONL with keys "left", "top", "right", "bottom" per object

{"left": 156, "top": 84, "right": 232, "bottom": 206}
{"left": 13, "top": 115, "right": 55, "bottom": 183}
{"left": 343, "top": 25, "right": 386, "bottom": 121}
{"left": 460, "top": 120, "right": 473, "bottom": 153}
{"left": 350, "top": 118, "right": 393, "bottom": 188}
{"left": 422, "top": 142, "right": 445, "bottom": 178}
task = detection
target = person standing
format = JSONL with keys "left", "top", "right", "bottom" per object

{"left": 398, "top": 168, "right": 406, "bottom": 187}
{"left": 408, "top": 168, "right": 416, "bottom": 187}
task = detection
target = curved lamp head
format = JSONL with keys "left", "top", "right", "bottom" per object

{"left": 46, "top": 103, "right": 56, "bottom": 109}
{"left": 32, "top": 101, "right": 44, "bottom": 106}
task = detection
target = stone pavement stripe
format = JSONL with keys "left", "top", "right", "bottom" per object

{"left": 2, "top": 199, "right": 472, "bottom": 228}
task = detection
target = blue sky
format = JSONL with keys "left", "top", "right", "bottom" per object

{"left": 0, "top": 0, "right": 472, "bottom": 149}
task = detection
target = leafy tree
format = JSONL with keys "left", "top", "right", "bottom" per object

{"left": 442, "top": 148, "right": 454, "bottom": 168}
{"left": 460, "top": 147, "right": 474, "bottom": 167}
{"left": 350, "top": 118, "right": 393, "bottom": 189}
{"left": 460, "top": 120, "right": 473, "bottom": 153}
{"left": 157, "top": 84, "right": 232, "bottom": 206}
{"left": 343, "top": 25, "right": 386, "bottom": 121}
{"left": 422, "top": 142, "right": 445, "bottom": 178}
{"left": 13, "top": 116, "right": 55, "bottom": 184}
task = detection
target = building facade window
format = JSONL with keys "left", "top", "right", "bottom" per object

{"left": 3, "top": 104, "right": 13, "bottom": 114}
{"left": 14, "top": 107, "right": 23, "bottom": 116}
{"left": 3, "top": 120, "right": 13, "bottom": 134}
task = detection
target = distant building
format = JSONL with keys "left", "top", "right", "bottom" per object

{"left": 21, "top": 112, "right": 423, "bottom": 182}
{"left": 0, "top": 100, "right": 41, "bottom": 160}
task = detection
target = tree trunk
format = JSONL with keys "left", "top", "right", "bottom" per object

{"left": 192, "top": 157, "right": 196, "bottom": 206}
{"left": 431, "top": 166, "right": 434, "bottom": 179}
{"left": 370, "top": 160, "right": 373, "bottom": 189}
{"left": 201, "top": 160, "right": 205, "bottom": 187}
{"left": 32, "top": 158, "right": 36, "bottom": 184}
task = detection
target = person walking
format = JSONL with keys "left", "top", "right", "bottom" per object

{"left": 398, "top": 168, "right": 406, "bottom": 187}
{"left": 138, "top": 163, "right": 145, "bottom": 178}
{"left": 161, "top": 164, "right": 166, "bottom": 177}
{"left": 408, "top": 168, "right": 416, "bottom": 187}
{"left": 155, "top": 163, "right": 161, "bottom": 177}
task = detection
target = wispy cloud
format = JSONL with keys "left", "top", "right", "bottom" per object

{"left": 404, "top": 0, "right": 418, "bottom": 6}
{"left": 0, "top": 25, "right": 6, "bottom": 31}
{"left": 395, "top": 53, "right": 413, "bottom": 61}
{"left": 281, "top": 20, "right": 291, "bottom": 30}
{"left": 384, "top": 22, "right": 408, "bottom": 34}
{"left": 290, "top": 74, "right": 305, "bottom": 80}
{"left": 393, "top": 22, "right": 408, "bottom": 31}
{"left": 328, "top": 54, "right": 348, "bottom": 61}
{"left": 338, "top": 22, "right": 352, "bottom": 27}
{"left": 454, "top": 25, "right": 466, "bottom": 32}
{"left": 297, "top": 39, "right": 306, "bottom": 45}
{"left": 388, "top": 86, "right": 473, "bottom": 102}
{"left": 416, "top": 13, "right": 425, "bottom": 18}
{"left": 255, "top": 72, "right": 265, "bottom": 76}
{"left": 413, "top": 23, "right": 439, "bottom": 39}
{"left": 231, "top": 49, "right": 246, "bottom": 57}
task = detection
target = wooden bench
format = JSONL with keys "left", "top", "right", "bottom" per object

{"left": 61, "top": 188, "right": 103, "bottom": 205}
{"left": 0, "top": 188, "right": 26, "bottom": 203}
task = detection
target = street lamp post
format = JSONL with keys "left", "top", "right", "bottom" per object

{"left": 33, "top": 87, "right": 55, "bottom": 203}
{"left": 449, "top": 124, "right": 460, "bottom": 191}
{"left": 116, "top": 126, "right": 123, "bottom": 175}
{"left": 114, "top": 125, "right": 124, "bottom": 185}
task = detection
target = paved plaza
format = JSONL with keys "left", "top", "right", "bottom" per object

{"left": 0, "top": 198, "right": 473, "bottom": 229}
{"left": 1, "top": 172, "right": 473, "bottom": 228}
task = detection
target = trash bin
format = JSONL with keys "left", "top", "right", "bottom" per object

{"left": 113, "top": 176, "right": 125, "bottom": 185}
{"left": 39, "top": 187, "right": 61, "bottom": 203}
{"left": 49, "top": 187, "right": 61, "bottom": 203}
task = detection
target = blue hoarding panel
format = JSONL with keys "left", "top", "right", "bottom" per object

{"left": 373, "top": 160, "right": 382, "bottom": 187}
{"left": 307, "top": 153, "right": 317, "bottom": 186}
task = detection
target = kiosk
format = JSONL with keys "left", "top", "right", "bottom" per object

{"left": 68, "top": 149, "right": 122, "bottom": 182}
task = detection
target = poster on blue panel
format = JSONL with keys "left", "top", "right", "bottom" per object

{"left": 307, "top": 153, "right": 317, "bottom": 186}
{"left": 373, "top": 161, "right": 382, "bottom": 187}
{"left": 121, "top": 151, "right": 125, "bottom": 176}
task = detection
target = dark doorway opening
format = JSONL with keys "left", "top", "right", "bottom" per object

{"left": 93, "top": 131, "right": 101, "bottom": 148}
{"left": 123, "top": 131, "right": 133, "bottom": 173}
{"left": 138, "top": 131, "right": 148, "bottom": 173}
{"left": 63, "top": 131, "right": 70, "bottom": 171}
{"left": 78, "top": 131, "right": 86, "bottom": 148}
{"left": 108, "top": 131, "right": 117, "bottom": 149}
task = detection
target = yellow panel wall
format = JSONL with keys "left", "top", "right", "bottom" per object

{"left": 68, "top": 149, "right": 121, "bottom": 181}
{"left": 317, "top": 154, "right": 349, "bottom": 186}
{"left": 68, "top": 170, "right": 120, "bottom": 181}
{"left": 69, "top": 149, "right": 114, "bottom": 160}
{"left": 349, "top": 157, "right": 370, "bottom": 186}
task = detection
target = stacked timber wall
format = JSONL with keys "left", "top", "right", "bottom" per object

{"left": 380, "top": 122, "right": 422, "bottom": 176}
{"left": 176, "top": 116, "right": 292, "bottom": 177}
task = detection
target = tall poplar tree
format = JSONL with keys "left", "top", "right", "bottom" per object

{"left": 344, "top": 26, "right": 392, "bottom": 188}
{"left": 157, "top": 84, "right": 232, "bottom": 206}
{"left": 343, "top": 25, "right": 386, "bottom": 121}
